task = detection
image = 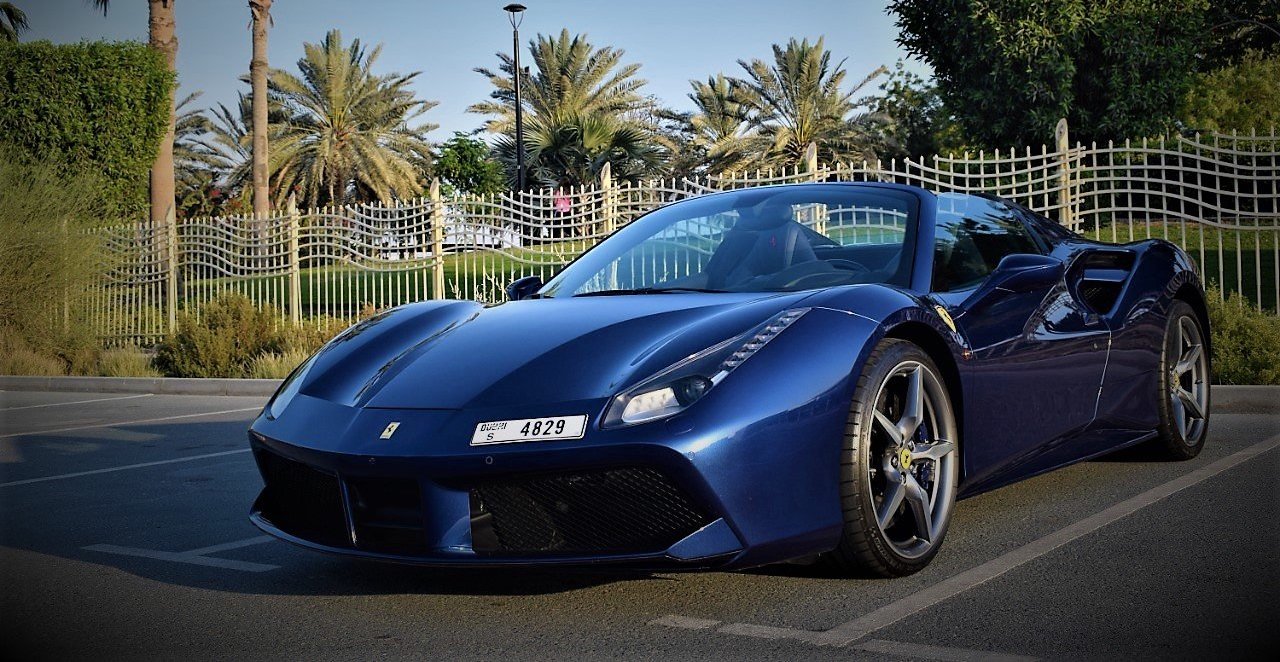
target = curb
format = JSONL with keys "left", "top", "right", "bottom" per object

{"left": 0, "top": 376, "right": 283, "bottom": 397}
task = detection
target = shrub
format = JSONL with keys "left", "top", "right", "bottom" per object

{"left": 0, "top": 333, "right": 66, "bottom": 376}
{"left": 0, "top": 148, "right": 111, "bottom": 365}
{"left": 155, "top": 294, "right": 285, "bottom": 378}
{"left": 96, "top": 345, "right": 161, "bottom": 378}
{"left": 248, "top": 349, "right": 312, "bottom": 380}
{"left": 279, "top": 315, "right": 352, "bottom": 355}
{"left": 0, "top": 40, "right": 173, "bottom": 218}
{"left": 1207, "top": 288, "right": 1280, "bottom": 385}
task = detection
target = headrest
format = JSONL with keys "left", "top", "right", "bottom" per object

{"left": 734, "top": 198, "right": 795, "bottom": 231}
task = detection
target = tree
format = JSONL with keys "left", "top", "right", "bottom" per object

{"left": 249, "top": 0, "right": 271, "bottom": 213}
{"left": 871, "top": 61, "right": 963, "bottom": 161}
{"left": 734, "top": 37, "right": 886, "bottom": 168}
{"left": 0, "top": 2, "right": 27, "bottom": 42}
{"left": 172, "top": 91, "right": 232, "bottom": 217}
{"left": 890, "top": 0, "right": 1209, "bottom": 146}
{"left": 1182, "top": 50, "right": 1280, "bottom": 132}
{"left": 91, "top": 0, "right": 179, "bottom": 230}
{"left": 681, "top": 74, "right": 756, "bottom": 174}
{"left": 266, "top": 30, "right": 437, "bottom": 207}
{"left": 434, "top": 133, "right": 506, "bottom": 196}
{"left": 1204, "top": 0, "right": 1280, "bottom": 65}
{"left": 470, "top": 29, "right": 663, "bottom": 187}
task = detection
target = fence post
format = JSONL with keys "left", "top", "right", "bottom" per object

{"left": 1055, "top": 118, "right": 1075, "bottom": 231}
{"left": 430, "top": 178, "right": 445, "bottom": 299}
{"left": 165, "top": 203, "right": 178, "bottom": 334}
{"left": 287, "top": 194, "right": 301, "bottom": 325}
{"left": 804, "top": 142, "right": 819, "bottom": 181}
{"left": 600, "top": 162, "right": 615, "bottom": 236}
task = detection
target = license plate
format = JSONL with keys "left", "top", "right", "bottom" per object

{"left": 471, "top": 415, "right": 588, "bottom": 446}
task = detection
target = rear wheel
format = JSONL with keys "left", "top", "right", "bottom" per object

{"left": 1152, "top": 300, "right": 1210, "bottom": 459}
{"left": 822, "top": 339, "right": 959, "bottom": 577}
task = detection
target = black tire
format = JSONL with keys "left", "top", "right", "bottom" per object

{"left": 821, "top": 338, "right": 960, "bottom": 577}
{"left": 1152, "top": 300, "right": 1211, "bottom": 460}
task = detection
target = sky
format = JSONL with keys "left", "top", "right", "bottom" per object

{"left": 20, "top": 0, "right": 928, "bottom": 139}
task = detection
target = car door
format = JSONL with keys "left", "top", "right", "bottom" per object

{"left": 927, "top": 195, "right": 1110, "bottom": 492}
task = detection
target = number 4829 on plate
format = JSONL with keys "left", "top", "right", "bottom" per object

{"left": 470, "top": 415, "right": 588, "bottom": 445}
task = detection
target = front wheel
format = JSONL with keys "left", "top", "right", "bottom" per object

{"left": 1152, "top": 300, "right": 1210, "bottom": 459}
{"left": 821, "top": 339, "right": 959, "bottom": 577}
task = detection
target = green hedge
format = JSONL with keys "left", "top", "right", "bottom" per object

{"left": 0, "top": 40, "right": 173, "bottom": 219}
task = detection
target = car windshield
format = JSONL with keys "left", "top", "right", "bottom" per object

{"left": 539, "top": 184, "right": 920, "bottom": 297}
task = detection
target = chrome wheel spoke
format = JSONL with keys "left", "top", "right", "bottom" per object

{"left": 897, "top": 366, "right": 924, "bottom": 441}
{"left": 877, "top": 474, "right": 906, "bottom": 529}
{"left": 1175, "top": 343, "right": 1202, "bottom": 376}
{"left": 873, "top": 408, "right": 902, "bottom": 445}
{"left": 913, "top": 439, "right": 955, "bottom": 463}
{"left": 1178, "top": 387, "right": 1205, "bottom": 420}
{"left": 1171, "top": 391, "right": 1188, "bottom": 438}
{"left": 903, "top": 473, "right": 935, "bottom": 542}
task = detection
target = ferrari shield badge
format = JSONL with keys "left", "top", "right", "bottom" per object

{"left": 379, "top": 422, "right": 401, "bottom": 439}
{"left": 934, "top": 305, "right": 957, "bottom": 333}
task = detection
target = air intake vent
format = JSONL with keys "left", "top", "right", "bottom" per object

{"left": 469, "top": 467, "right": 710, "bottom": 555}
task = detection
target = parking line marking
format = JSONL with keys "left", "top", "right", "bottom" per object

{"left": 648, "top": 615, "right": 721, "bottom": 630}
{"left": 183, "top": 535, "right": 275, "bottom": 556}
{"left": 853, "top": 639, "right": 1038, "bottom": 661}
{"left": 0, "top": 448, "right": 252, "bottom": 488}
{"left": 816, "top": 433, "right": 1280, "bottom": 645}
{"left": 84, "top": 541, "right": 279, "bottom": 573}
{"left": 0, "top": 406, "right": 261, "bottom": 439}
{"left": 652, "top": 434, "right": 1280, "bottom": 650}
{"left": 0, "top": 394, "right": 152, "bottom": 411}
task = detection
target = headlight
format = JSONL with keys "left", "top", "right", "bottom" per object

{"left": 603, "top": 308, "right": 809, "bottom": 427}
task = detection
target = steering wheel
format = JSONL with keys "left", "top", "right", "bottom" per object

{"left": 824, "top": 259, "right": 871, "bottom": 278}
{"left": 782, "top": 259, "right": 872, "bottom": 289}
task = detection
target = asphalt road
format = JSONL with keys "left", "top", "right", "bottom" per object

{"left": 1, "top": 388, "right": 1277, "bottom": 661}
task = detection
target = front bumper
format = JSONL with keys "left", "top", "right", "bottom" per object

{"left": 247, "top": 306, "right": 874, "bottom": 569}
{"left": 249, "top": 432, "right": 746, "bottom": 568}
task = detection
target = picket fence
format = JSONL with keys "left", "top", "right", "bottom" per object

{"left": 89, "top": 122, "right": 1279, "bottom": 345}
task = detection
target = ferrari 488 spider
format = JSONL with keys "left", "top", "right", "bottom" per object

{"left": 249, "top": 182, "right": 1210, "bottom": 576}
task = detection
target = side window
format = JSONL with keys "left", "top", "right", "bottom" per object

{"left": 932, "top": 195, "right": 1041, "bottom": 292}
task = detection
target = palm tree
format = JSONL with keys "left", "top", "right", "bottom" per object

{"left": 207, "top": 94, "right": 254, "bottom": 202}
{"left": 266, "top": 30, "right": 437, "bottom": 207}
{"left": 0, "top": 2, "right": 28, "bottom": 42}
{"left": 171, "top": 92, "right": 234, "bottom": 217}
{"left": 91, "top": 1, "right": 178, "bottom": 230}
{"left": 470, "top": 30, "right": 663, "bottom": 187}
{"left": 684, "top": 74, "right": 759, "bottom": 174}
{"left": 248, "top": 0, "right": 272, "bottom": 214}
{"left": 735, "top": 37, "right": 887, "bottom": 168}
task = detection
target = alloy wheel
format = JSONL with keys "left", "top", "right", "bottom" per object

{"left": 868, "top": 361, "right": 958, "bottom": 559}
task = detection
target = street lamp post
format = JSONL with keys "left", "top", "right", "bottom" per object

{"left": 504, "top": 3, "right": 527, "bottom": 192}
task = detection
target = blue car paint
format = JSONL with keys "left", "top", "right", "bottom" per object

{"left": 248, "top": 182, "right": 1203, "bottom": 569}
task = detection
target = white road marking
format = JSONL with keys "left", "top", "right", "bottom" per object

{"left": 0, "top": 448, "right": 252, "bottom": 488}
{"left": 853, "top": 639, "right": 1038, "bottom": 662}
{"left": 653, "top": 434, "right": 1280, "bottom": 650}
{"left": 648, "top": 615, "right": 721, "bottom": 630}
{"left": 84, "top": 536, "right": 279, "bottom": 573}
{"left": 183, "top": 535, "right": 275, "bottom": 556}
{"left": 0, "top": 393, "right": 152, "bottom": 411}
{"left": 0, "top": 406, "right": 261, "bottom": 439}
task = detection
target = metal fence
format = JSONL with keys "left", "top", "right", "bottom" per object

{"left": 89, "top": 122, "right": 1279, "bottom": 345}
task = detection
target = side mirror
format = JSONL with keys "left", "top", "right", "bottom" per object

{"left": 506, "top": 275, "right": 544, "bottom": 301}
{"left": 962, "top": 253, "right": 1063, "bottom": 311}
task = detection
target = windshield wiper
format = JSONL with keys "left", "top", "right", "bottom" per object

{"left": 572, "top": 287, "right": 731, "bottom": 297}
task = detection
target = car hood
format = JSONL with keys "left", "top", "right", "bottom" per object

{"left": 296, "top": 291, "right": 818, "bottom": 411}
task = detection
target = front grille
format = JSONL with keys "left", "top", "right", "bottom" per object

{"left": 469, "top": 467, "right": 711, "bottom": 555}
{"left": 253, "top": 449, "right": 350, "bottom": 548}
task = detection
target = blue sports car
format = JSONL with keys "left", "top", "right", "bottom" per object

{"left": 248, "top": 182, "right": 1210, "bottom": 576}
